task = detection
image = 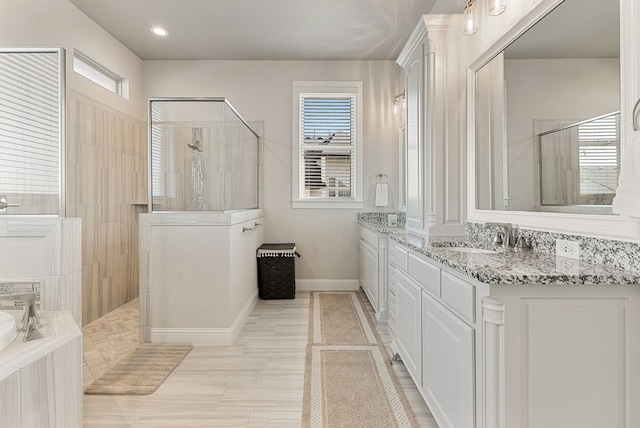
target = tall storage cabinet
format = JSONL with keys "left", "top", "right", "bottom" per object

{"left": 396, "top": 15, "right": 466, "bottom": 237}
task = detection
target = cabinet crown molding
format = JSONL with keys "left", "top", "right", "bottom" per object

{"left": 396, "top": 14, "right": 464, "bottom": 67}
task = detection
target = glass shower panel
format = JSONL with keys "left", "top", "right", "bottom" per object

{"left": 223, "top": 102, "right": 258, "bottom": 210}
{"left": 149, "top": 98, "right": 259, "bottom": 212}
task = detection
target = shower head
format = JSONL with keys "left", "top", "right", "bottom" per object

{"left": 187, "top": 141, "right": 202, "bottom": 152}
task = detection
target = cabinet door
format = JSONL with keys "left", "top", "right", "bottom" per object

{"left": 396, "top": 270, "right": 422, "bottom": 385}
{"left": 359, "top": 240, "right": 378, "bottom": 310}
{"left": 422, "top": 291, "right": 475, "bottom": 428}
{"left": 404, "top": 43, "right": 424, "bottom": 230}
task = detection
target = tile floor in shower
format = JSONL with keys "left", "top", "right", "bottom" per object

{"left": 82, "top": 291, "right": 439, "bottom": 427}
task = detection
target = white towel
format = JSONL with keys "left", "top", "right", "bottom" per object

{"left": 375, "top": 183, "right": 388, "bottom": 207}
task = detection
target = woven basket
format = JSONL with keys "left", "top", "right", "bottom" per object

{"left": 257, "top": 243, "right": 298, "bottom": 299}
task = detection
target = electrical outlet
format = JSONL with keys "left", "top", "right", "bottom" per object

{"left": 388, "top": 213, "right": 398, "bottom": 226}
{"left": 556, "top": 239, "right": 580, "bottom": 260}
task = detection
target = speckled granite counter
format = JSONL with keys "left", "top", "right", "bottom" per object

{"left": 358, "top": 220, "right": 640, "bottom": 285}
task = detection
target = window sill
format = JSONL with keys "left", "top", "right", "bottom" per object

{"left": 292, "top": 199, "right": 365, "bottom": 209}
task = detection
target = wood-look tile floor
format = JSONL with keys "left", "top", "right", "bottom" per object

{"left": 82, "top": 290, "right": 440, "bottom": 427}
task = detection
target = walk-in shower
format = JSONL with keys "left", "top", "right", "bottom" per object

{"left": 148, "top": 98, "right": 259, "bottom": 211}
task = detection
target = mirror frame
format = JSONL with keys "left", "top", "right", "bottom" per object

{"left": 466, "top": 0, "right": 638, "bottom": 238}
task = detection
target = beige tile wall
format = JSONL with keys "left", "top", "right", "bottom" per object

{"left": 67, "top": 90, "right": 147, "bottom": 325}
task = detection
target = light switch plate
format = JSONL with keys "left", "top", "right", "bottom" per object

{"left": 556, "top": 239, "right": 580, "bottom": 260}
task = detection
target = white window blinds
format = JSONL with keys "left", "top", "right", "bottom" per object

{"left": 150, "top": 102, "right": 176, "bottom": 199}
{"left": 299, "top": 95, "right": 356, "bottom": 199}
{"left": 578, "top": 113, "right": 620, "bottom": 195}
{"left": 0, "top": 51, "right": 60, "bottom": 197}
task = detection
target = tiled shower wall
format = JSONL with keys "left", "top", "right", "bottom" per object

{"left": 66, "top": 90, "right": 147, "bottom": 325}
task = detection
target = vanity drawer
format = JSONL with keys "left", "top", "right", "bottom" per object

{"left": 408, "top": 253, "right": 440, "bottom": 297}
{"left": 441, "top": 271, "right": 475, "bottom": 322}
{"left": 360, "top": 226, "right": 379, "bottom": 249}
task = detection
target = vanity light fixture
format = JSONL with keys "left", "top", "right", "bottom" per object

{"left": 488, "top": 0, "right": 507, "bottom": 16}
{"left": 393, "top": 90, "right": 405, "bottom": 115}
{"left": 150, "top": 26, "right": 169, "bottom": 37}
{"left": 463, "top": 0, "right": 507, "bottom": 35}
{"left": 463, "top": 0, "right": 479, "bottom": 35}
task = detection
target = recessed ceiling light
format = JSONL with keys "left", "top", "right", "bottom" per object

{"left": 150, "top": 26, "right": 169, "bottom": 37}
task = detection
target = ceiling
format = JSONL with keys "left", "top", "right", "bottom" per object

{"left": 68, "top": 0, "right": 464, "bottom": 61}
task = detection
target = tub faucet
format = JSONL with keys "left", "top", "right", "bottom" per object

{"left": 0, "top": 292, "right": 42, "bottom": 341}
{"left": 483, "top": 222, "right": 512, "bottom": 248}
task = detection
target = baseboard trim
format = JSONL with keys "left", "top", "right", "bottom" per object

{"left": 296, "top": 279, "right": 360, "bottom": 291}
{"left": 151, "top": 290, "right": 258, "bottom": 346}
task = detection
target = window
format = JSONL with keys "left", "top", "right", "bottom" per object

{"left": 0, "top": 48, "right": 63, "bottom": 215}
{"left": 73, "top": 50, "right": 128, "bottom": 99}
{"left": 292, "top": 81, "right": 363, "bottom": 209}
{"left": 578, "top": 113, "right": 620, "bottom": 196}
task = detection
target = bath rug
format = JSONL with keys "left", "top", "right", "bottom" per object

{"left": 84, "top": 344, "right": 192, "bottom": 395}
{"left": 302, "top": 291, "right": 419, "bottom": 427}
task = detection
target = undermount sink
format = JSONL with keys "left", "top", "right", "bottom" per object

{"left": 438, "top": 246, "right": 498, "bottom": 255}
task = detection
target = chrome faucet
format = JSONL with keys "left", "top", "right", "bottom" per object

{"left": 0, "top": 292, "right": 42, "bottom": 341}
{"left": 483, "top": 222, "right": 512, "bottom": 248}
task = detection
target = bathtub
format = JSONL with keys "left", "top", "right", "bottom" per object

{"left": 0, "top": 311, "right": 17, "bottom": 352}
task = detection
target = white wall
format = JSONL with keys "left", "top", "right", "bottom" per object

{"left": 143, "top": 60, "right": 404, "bottom": 281}
{"left": 0, "top": 0, "right": 144, "bottom": 120}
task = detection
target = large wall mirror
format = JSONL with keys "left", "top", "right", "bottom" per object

{"left": 474, "top": 0, "right": 620, "bottom": 216}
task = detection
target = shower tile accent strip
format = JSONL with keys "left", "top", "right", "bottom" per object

{"left": 466, "top": 222, "right": 640, "bottom": 272}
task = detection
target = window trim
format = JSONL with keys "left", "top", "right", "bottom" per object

{"left": 291, "top": 81, "right": 364, "bottom": 209}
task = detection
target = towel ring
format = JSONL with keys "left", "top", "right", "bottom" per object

{"left": 376, "top": 173, "right": 389, "bottom": 185}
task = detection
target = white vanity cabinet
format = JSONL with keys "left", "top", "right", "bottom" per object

{"left": 389, "top": 240, "right": 481, "bottom": 427}
{"left": 358, "top": 226, "right": 387, "bottom": 321}
{"left": 388, "top": 239, "right": 640, "bottom": 428}
{"left": 484, "top": 286, "right": 640, "bottom": 428}
{"left": 422, "top": 292, "right": 475, "bottom": 428}
{"left": 396, "top": 15, "right": 466, "bottom": 236}
{"left": 612, "top": 0, "right": 640, "bottom": 218}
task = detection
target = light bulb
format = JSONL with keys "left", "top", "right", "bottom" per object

{"left": 150, "top": 26, "right": 169, "bottom": 37}
{"left": 463, "top": 1, "right": 478, "bottom": 35}
{"left": 488, "top": 0, "right": 506, "bottom": 16}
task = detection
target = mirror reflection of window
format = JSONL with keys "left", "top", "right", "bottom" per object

{"left": 538, "top": 112, "right": 620, "bottom": 209}
{"left": 474, "top": 0, "right": 620, "bottom": 214}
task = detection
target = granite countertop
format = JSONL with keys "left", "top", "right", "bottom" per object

{"left": 358, "top": 220, "right": 640, "bottom": 285}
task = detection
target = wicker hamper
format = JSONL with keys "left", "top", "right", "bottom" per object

{"left": 257, "top": 243, "right": 299, "bottom": 299}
